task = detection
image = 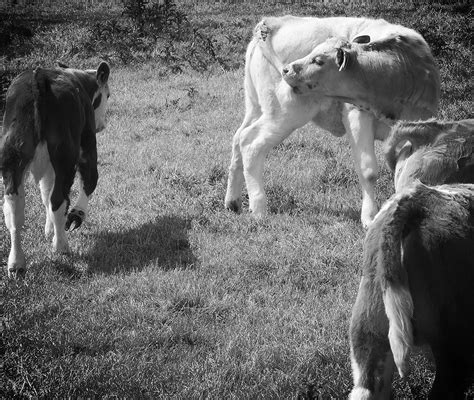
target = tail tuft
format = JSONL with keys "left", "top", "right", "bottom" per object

{"left": 383, "top": 285, "right": 414, "bottom": 378}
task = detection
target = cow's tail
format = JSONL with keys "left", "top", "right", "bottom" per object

{"left": 384, "top": 119, "right": 445, "bottom": 171}
{"left": 376, "top": 187, "right": 424, "bottom": 378}
{"left": 252, "top": 18, "right": 284, "bottom": 73}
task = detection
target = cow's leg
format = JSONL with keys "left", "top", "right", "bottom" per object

{"left": 3, "top": 180, "right": 27, "bottom": 278}
{"left": 342, "top": 106, "right": 379, "bottom": 228}
{"left": 225, "top": 110, "right": 261, "bottom": 213}
{"left": 67, "top": 147, "right": 98, "bottom": 231}
{"left": 349, "top": 276, "right": 394, "bottom": 400}
{"left": 49, "top": 178, "right": 70, "bottom": 253}
{"left": 48, "top": 154, "right": 76, "bottom": 253}
{"left": 29, "top": 142, "right": 55, "bottom": 237}
{"left": 239, "top": 115, "right": 304, "bottom": 217}
{"left": 38, "top": 164, "right": 55, "bottom": 237}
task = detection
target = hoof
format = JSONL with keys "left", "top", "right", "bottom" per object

{"left": 66, "top": 208, "right": 85, "bottom": 231}
{"left": 8, "top": 253, "right": 26, "bottom": 279}
{"left": 53, "top": 235, "right": 71, "bottom": 254}
{"left": 53, "top": 242, "right": 71, "bottom": 254}
{"left": 7, "top": 266, "right": 26, "bottom": 279}
{"left": 45, "top": 220, "right": 53, "bottom": 237}
{"left": 226, "top": 199, "right": 242, "bottom": 213}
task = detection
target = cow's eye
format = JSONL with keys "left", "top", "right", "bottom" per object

{"left": 311, "top": 57, "right": 324, "bottom": 66}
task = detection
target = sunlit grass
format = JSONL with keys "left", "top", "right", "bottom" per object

{"left": 1, "top": 64, "right": 437, "bottom": 398}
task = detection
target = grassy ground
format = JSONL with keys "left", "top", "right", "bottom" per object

{"left": 1, "top": 1, "right": 473, "bottom": 398}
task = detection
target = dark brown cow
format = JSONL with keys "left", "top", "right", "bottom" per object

{"left": 1, "top": 62, "right": 110, "bottom": 277}
{"left": 349, "top": 183, "right": 474, "bottom": 399}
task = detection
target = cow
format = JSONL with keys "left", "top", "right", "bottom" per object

{"left": 349, "top": 182, "right": 474, "bottom": 399}
{"left": 1, "top": 62, "right": 110, "bottom": 278}
{"left": 384, "top": 119, "right": 474, "bottom": 192}
{"left": 224, "top": 16, "right": 439, "bottom": 227}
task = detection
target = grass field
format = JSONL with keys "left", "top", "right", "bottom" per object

{"left": 1, "top": 1, "right": 473, "bottom": 398}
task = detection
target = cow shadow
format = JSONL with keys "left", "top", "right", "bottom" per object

{"left": 82, "top": 215, "right": 196, "bottom": 275}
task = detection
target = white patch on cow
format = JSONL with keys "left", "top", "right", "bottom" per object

{"left": 29, "top": 143, "right": 70, "bottom": 253}
{"left": 30, "top": 143, "right": 55, "bottom": 237}
{"left": 3, "top": 188, "right": 26, "bottom": 276}
{"left": 51, "top": 200, "right": 70, "bottom": 253}
{"left": 92, "top": 83, "right": 109, "bottom": 132}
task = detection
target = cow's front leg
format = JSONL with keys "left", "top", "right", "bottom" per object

{"left": 67, "top": 146, "right": 98, "bottom": 231}
{"left": 49, "top": 160, "right": 76, "bottom": 253}
{"left": 343, "top": 107, "right": 379, "bottom": 228}
{"left": 50, "top": 193, "right": 70, "bottom": 254}
{"left": 66, "top": 176, "right": 91, "bottom": 231}
{"left": 349, "top": 276, "right": 395, "bottom": 400}
{"left": 3, "top": 183, "right": 26, "bottom": 278}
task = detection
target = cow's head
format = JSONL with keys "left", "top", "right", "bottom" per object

{"left": 90, "top": 62, "right": 110, "bottom": 132}
{"left": 281, "top": 35, "right": 370, "bottom": 95}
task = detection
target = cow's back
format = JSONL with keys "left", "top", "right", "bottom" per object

{"left": 255, "top": 16, "right": 418, "bottom": 66}
{"left": 258, "top": 16, "right": 370, "bottom": 65}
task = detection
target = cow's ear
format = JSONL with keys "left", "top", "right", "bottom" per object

{"left": 97, "top": 62, "right": 110, "bottom": 85}
{"left": 336, "top": 48, "right": 349, "bottom": 71}
{"left": 353, "top": 35, "right": 371, "bottom": 44}
{"left": 57, "top": 61, "right": 69, "bottom": 68}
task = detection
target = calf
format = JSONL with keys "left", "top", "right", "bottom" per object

{"left": 349, "top": 182, "right": 474, "bottom": 399}
{"left": 225, "top": 16, "right": 439, "bottom": 227}
{"left": 384, "top": 119, "right": 474, "bottom": 192}
{"left": 1, "top": 62, "right": 110, "bottom": 277}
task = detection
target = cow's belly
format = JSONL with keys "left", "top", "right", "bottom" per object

{"left": 312, "top": 99, "right": 345, "bottom": 137}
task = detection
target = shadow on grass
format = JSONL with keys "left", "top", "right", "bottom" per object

{"left": 83, "top": 215, "right": 196, "bottom": 274}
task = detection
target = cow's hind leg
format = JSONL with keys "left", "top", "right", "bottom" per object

{"left": 30, "top": 143, "right": 55, "bottom": 238}
{"left": 3, "top": 179, "right": 27, "bottom": 278}
{"left": 39, "top": 173, "right": 54, "bottom": 237}
{"left": 349, "top": 276, "right": 395, "bottom": 399}
{"left": 66, "top": 147, "right": 98, "bottom": 231}
{"left": 239, "top": 116, "right": 296, "bottom": 217}
{"left": 342, "top": 106, "right": 379, "bottom": 228}
{"left": 38, "top": 163, "right": 55, "bottom": 237}
{"left": 225, "top": 106, "right": 261, "bottom": 213}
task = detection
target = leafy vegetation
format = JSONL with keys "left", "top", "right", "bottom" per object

{"left": 1, "top": 0, "right": 473, "bottom": 398}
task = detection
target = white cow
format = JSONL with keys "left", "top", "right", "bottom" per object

{"left": 224, "top": 16, "right": 439, "bottom": 227}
